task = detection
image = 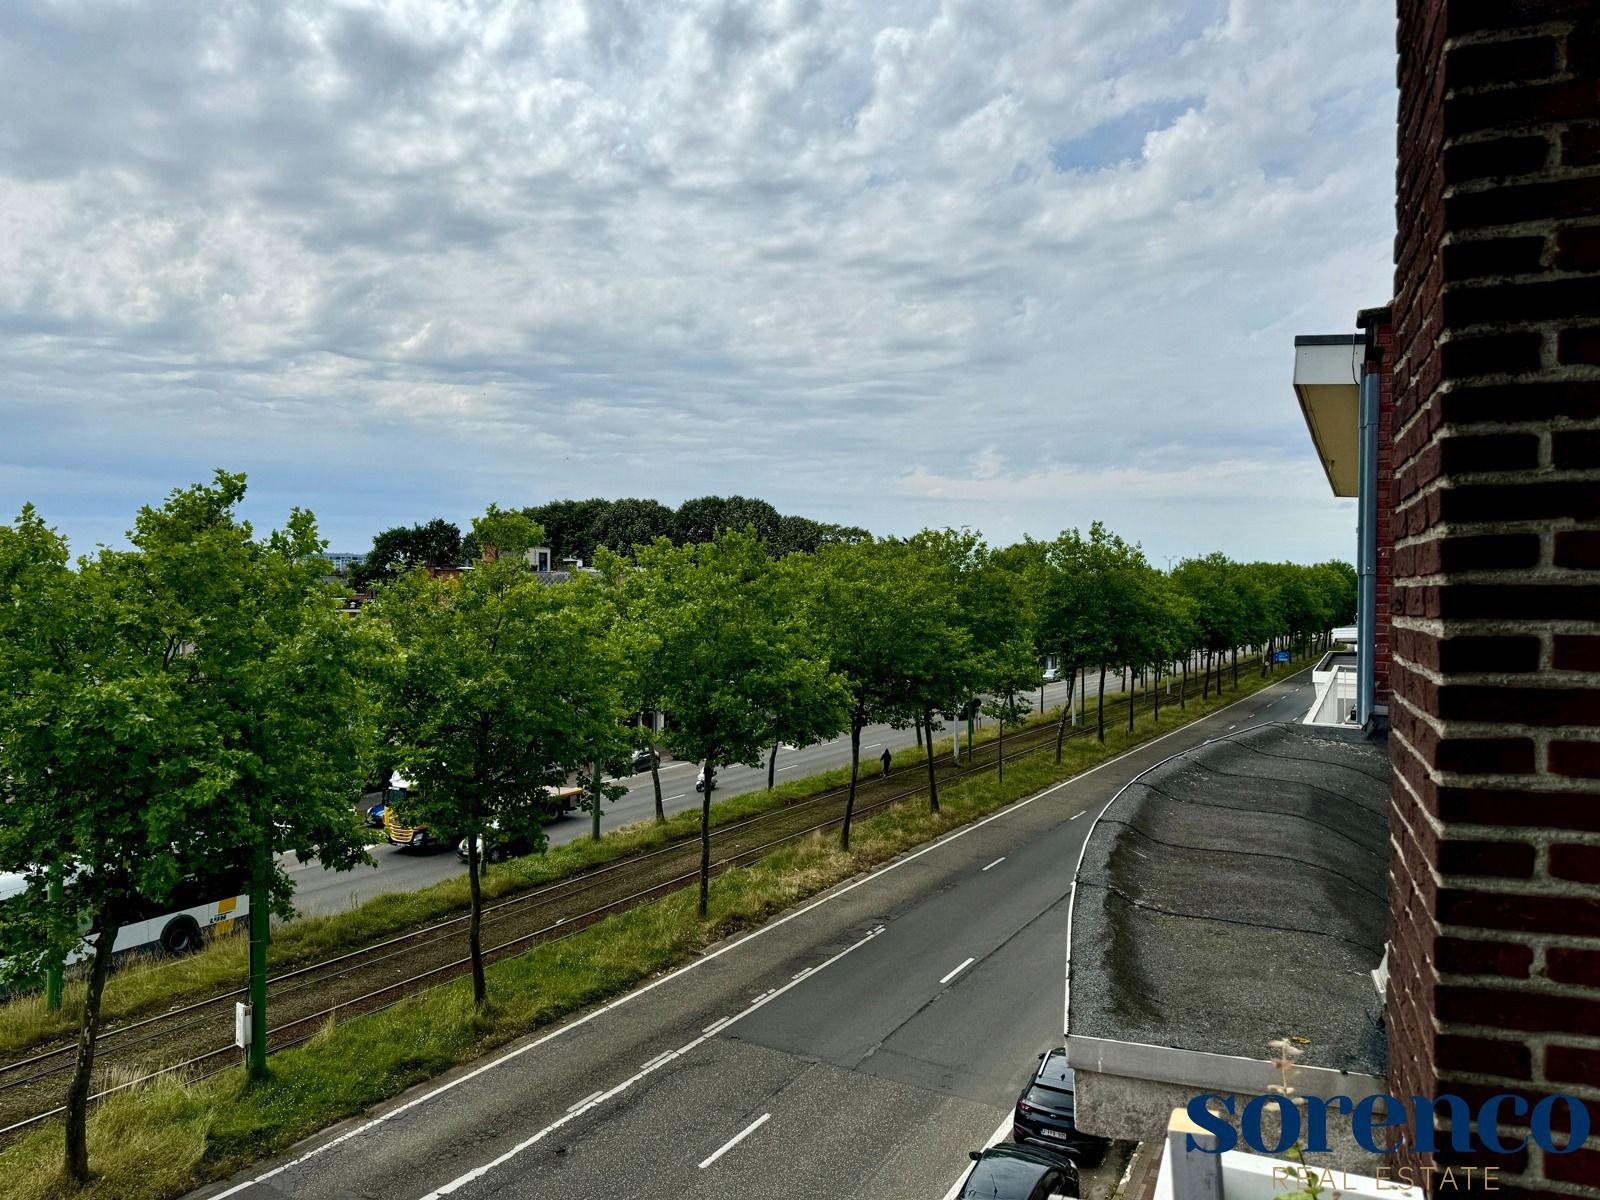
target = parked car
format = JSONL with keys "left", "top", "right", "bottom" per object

{"left": 1042, "top": 665, "right": 1061, "bottom": 682}
{"left": 1013, "top": 1048, "right": 1109, "bottom": 1166}
{"left": 956, "top": 1144, "right": 1079, "bottom": 1199}
{"left": 632, "top": 747, "right": 660, "bottom": 773}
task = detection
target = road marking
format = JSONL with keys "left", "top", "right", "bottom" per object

{"left": 211, "top": 675, "right": 1301, "bottom": 1200}
{"left": 656, "top": 761, "right": 694, "bottom": 773}
{"left": 664, "top": 793, "right": 686, "bottom": 801}
{"left": 406, "top": 926, "right": 884, "bottom": 1199}
{"left": 702, "top": 1016, "right": 732, "bottom": 1034}
{"left": 777, "top": 765, "right": 797, "bottom": 773}
{"left": 939, "top": 957, "right": 975, "bottom": 985}
{"left": 862, "top": 742, "right": 882, "bottom": 750}
{"left": 1069, "top": 811, "right": 1085, "bottom": 820}
{"left": 980, "top": 857, "right": 1006, "bottom": 872}
{"left": 698, "top": 1112, "right": 771, "bottom": 1169}
{"left": 566, "top": 1090, "right": 604, "bottom": 1113}
{"left": 640, "top": 1049, "right": 675, "bottom": 1072}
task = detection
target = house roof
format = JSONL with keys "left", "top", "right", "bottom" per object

{"left": 1068, "top": 721, "right": 1390, "bottom": 1077}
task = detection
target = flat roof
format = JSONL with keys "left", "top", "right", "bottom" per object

{"left": 1068, "top": 721, "right": 1390, "bottom": 1077}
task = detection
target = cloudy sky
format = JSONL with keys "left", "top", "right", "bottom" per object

{"left": 1, "top": 0, "right": 1395, "bottom": 562}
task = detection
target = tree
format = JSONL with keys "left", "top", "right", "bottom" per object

{"left": 525, "top": 498, "right": 613, "bottom": 564}
{"left": 352, "top": 518, "right": 464, "bottom": 588}
{"left": 0, "top": 475, "right": 377, "bottom": 1183}
{"left": 634, "top": 533, "right": 846, "bottom": 915}
{"left": 591, "top": 498, "right": 675, "bottom": 557}
{"left": 672, "top": 495, "right": 781, "bottom": 547}
{"left": 1173, "top": 553, "right": 1245, "bottom": 701}
{"left": 375, "top": 511, "right": 625, "bottom": 1005}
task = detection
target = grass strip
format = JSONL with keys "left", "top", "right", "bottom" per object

{"left": 0, "top": 668, "right": 1153, "bottom": 1054}
{"left": 0, "top": 659, "right": 1312, "bottom": 1200}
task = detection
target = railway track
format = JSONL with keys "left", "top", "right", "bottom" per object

{"left": 0, "top": 670, "right": 1243, "bottom": 1139}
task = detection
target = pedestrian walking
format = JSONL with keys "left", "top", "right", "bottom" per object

{"left": 880, "top": 747, "right": 892, "bottom": 778}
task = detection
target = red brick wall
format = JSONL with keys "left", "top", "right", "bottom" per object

{"left": 1386, "top": 1, "right": 1600, "bottom": 1195}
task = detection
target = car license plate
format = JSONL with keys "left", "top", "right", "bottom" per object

{"left": 1043, "top": 1129, "right": 1068, "bottom": 1139}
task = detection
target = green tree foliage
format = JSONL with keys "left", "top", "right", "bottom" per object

{"left": 352, "top": 517, "right": 464, "bottom": 588}
{"left": 0, "top": 474, "right": 377, "bottom": 1182}
{"left": 374, "top": 527, "right": 627, "bottom": 1005}
{"left": 591, "top": 498, "right": 676, "bottom": 557}
{"left": 633, "top": 532, "right": 847, "bottom": 915}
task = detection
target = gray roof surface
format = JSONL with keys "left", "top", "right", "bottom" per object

{"left": 1069, "top": 721, "right": 1390, "bottom": 1076}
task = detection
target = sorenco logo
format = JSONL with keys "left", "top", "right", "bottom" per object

{"left": 1184, "top": 1092, "right": 1591, "bottom": 1156}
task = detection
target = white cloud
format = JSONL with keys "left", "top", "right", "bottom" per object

{"left": 0, "top": 0, "right": 1395, "bottom": 557}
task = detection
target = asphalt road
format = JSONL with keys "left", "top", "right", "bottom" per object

{"left": 283, "top": 668, "right": 1141, "bottom": 917}
{"left": 202, "top": 671, "right": 1311, "bottom": 1200}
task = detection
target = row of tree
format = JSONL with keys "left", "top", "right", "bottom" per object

{"left": 349, "top": 495, "right": 869, "bottom": 588}
{"left": 0, "top": 475, "right": 1353, "bottom": 1184}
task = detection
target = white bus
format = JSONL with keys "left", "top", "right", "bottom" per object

{"left": 0, "top": 869, "right": 249, "bottom": 970}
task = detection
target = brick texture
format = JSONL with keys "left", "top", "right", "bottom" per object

{"left": 1385, "top": 2, "right": 1600, "bottom": 1195}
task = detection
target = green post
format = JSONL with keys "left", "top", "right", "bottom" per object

{"left": 247, "top": 854, "right": 269, "bottom": 1080}
{"left": 591, "top": 759, "right": 602, "bottom": 842}
{"left": 45, "top": 865, "right": 63, "bottom": 1011}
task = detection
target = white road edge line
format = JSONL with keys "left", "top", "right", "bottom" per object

{"left": 566, "top": 1090, "right": 604, "bottom": 1113}
{"left": 980, "top": 856, "right": 1005, "bottom": 872}
{"left": 208, "top": 674, "right": 1298, "bottom": 1200}
{"left": 697, "top": 1112, "right": 772, "bottom": 1170}
{"left": 939, "top": 957, "right": 975, "bottom": 986}
{"left": 409, "top": 926, "right": 884, "bottom": 1199}
{"left": 939, "top": 1112, "right": 1016, "bottom": 1200}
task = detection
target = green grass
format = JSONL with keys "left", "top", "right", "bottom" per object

{"left": 0, "top": 658, "right": 1311, "bottom": 1200}
{"left": 0, "top": 664, "right": 1291, "bottom": 1055}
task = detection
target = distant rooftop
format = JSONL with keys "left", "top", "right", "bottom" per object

{"left": 1069, "top": 721, "right": 1389, "bottom": 1077}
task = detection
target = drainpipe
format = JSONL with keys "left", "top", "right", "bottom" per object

{"left": 1356, "top": 363, "right": 1379, "bottom": 728}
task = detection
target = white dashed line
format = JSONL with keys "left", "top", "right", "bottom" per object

{"left": 698, "top": 1112, "right": 771, "bottom": 1169}
{"left": 981, "top": 857, "right": 1006, "bottom": 872}
{"left": 566, "top": 1090, "right": 604, "bottom": 1113}
{"left": 939, "top": 957, "right": 975, "bottom": 986}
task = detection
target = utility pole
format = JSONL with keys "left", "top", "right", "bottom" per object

{"left": 45, "top": 863, "right": 63, "bottom": 1011}
{"left": 247, "top": 846, "right": 269, "bottom": 1081}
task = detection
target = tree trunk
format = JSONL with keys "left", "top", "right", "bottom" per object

{"left": 649, "top": 741, "right": 665, "bottom": 822}
{"left": 923, "top": 712, "right": 940, "bottom": 814}
{"left": 1054, "top": 664, "right": 1076, "bottom": 763}
{"left": 1153, "top": 664, "right": 1161, "bottom": 722}
{"left": 915, "top": 722, "right": 922, "bottom": 749}
{"left": 590, "top": 757, "right": 602, "bottom": 841}
{"left": 64, "top": 908, "right": 119, "bottom": 1183}
{"left": 698, "top": 758, "right": 713, "bottom": 918}
{"left": 1203, "top": 651, "right": 1211, "bottom": 699}
{"left": 1097, "top": 664, "right": 1107, "bottom": 742}
{"left": 1127, "top": 666, "right": 1136, "bottom": 733}
{"left": 767, "top": 741, "right": 777, "bottom": 791}
{"left": 467, "top": 831, "right": 486, "bottom": 1005}
{"left": 1233, "top": 646, "right": 1239, "bottom": 686}
{"left": 840, "top": 713, "right": 863, "bottom": 851}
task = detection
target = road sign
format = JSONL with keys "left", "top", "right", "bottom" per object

{"left": 1273, "top": 650, "right": 1291, "bottom": 663}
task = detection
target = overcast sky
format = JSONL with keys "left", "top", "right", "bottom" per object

{"left": 1, "top": 0, "right": 1395, "bottom": 563}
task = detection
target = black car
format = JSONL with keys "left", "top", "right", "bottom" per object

{"left": 631, "top": 747, "right": 660, "bottom": 773}
{"left": 1012, "top": 1048, "right": 1109, "bottom": 1166}
{"left": 957, "top": 1144, "right": 1079, "bottom": 1199}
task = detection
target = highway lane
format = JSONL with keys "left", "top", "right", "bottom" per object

{"left": 283, "top": 667, "right": 1141, "bottom": 916}
{"left": 200, "top": 671, "right": 1311, "bottom": 1200}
